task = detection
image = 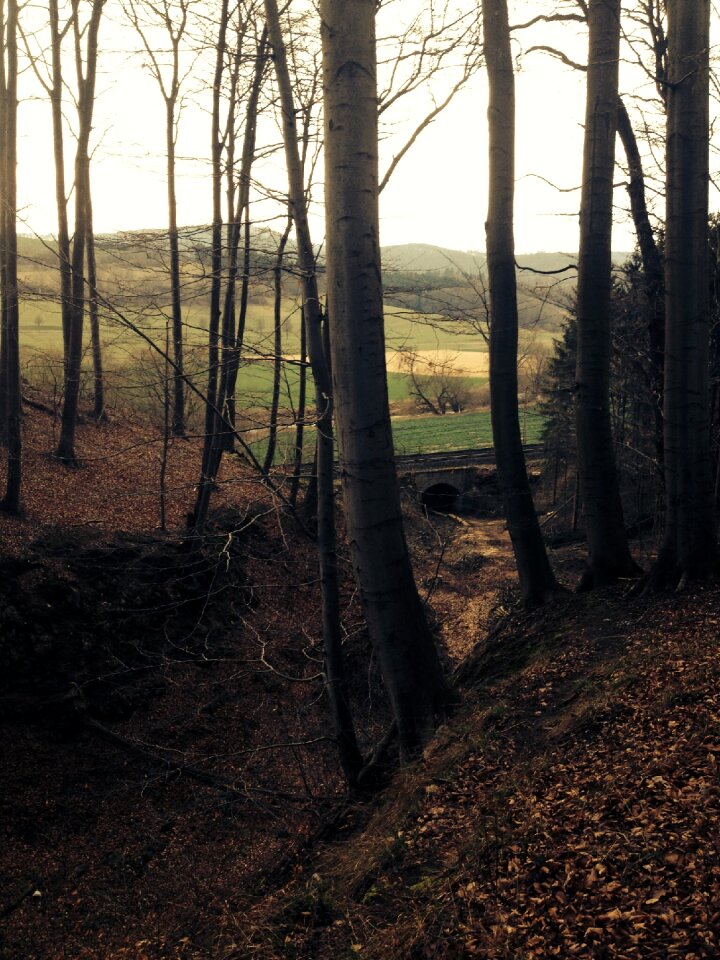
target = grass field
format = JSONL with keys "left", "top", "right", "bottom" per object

{"left": 18, "top": 299, "right": 487, "bottom": 411}
{"left": 247, "top": 407, "right": 544, "bottom": 465}
{"left": 391, "top": 408, "right": 543, "bottom": 455}
{"left": 18, "top": 295, "right": 540, "bottom": 461}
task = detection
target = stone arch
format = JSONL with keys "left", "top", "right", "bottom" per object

{"left": 420, "top": 482, "right": 461, "bottom": 512}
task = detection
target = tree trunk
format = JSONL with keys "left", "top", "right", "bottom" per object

{"left": 320, "top": 0, "right": 450, "bottom": 760}
{"left": 55, "top": 0, "right": 104, "bottom": 465}
{"left": 575, "top": 0, "right": 637, "bottom": 588}
{"left": 166, "top": 96, "right": 185, "bottom": 437}
{"left": 289, "top": 305, "right": 308, "bottom": 509}
{"left": 218, "top": 28, "right": 266, "bottom": 454}
{"left": 263, "top": 214, "right": 291, "bottom": 475}
{"left": 191, "top": 0, "right": 229, "bottom": 537}
{"left": 265, "top": 0, "right": 363, "bottom": 784}
{"left": 482, "top": 0, "right": 559, "bottom": 607}
{"left": 192, "top": 20, "right": 266, "bottom": 534}
{"left": 1, "top": 0, "right": 21, "bottom": 513}
{"left": 49, "top": 0, "right": 72, "bottom": 378}
{"left": 85, "top": 178, "right": 105, "bottom": 422}
{"left": 0, "top": 0, "right": 8, "bottom": 443}
{"left": 616, "top": 98, "right": 664, "bottom": 463}
{"left": 652, "top": 0, "right": 717, "bottom": 587}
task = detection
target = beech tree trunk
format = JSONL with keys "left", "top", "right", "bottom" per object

{"left": 55, "top": 0, "right": 104, "bottom": 465}
{"left": 166, "top": 97, "right": 185, "bottom": 437}
{"left": 616, "top": 98, "right": 664, "bottom": 463}
{"left": 321, "top": 0, "right": 450, "bottom": 760}
{"left": 482, "top": 0, "right": 558, "bottom": 606}
{"left": 652, "top": 0, "right": 717, "bottom": 587}
{"left": 289, "top": 306, "right": 307, "bottom": 509}
{"left": 85, "top": 179, "right": 105, "bottom": 422}
{"left": 191, "top": 0, "right": 229, "bottom": 537}
{"left": 1, "top": 0, "right": 21, "bottom": 513}
{"left": 49, "top": 0, "right": 72, "bottom": 378}
{"left": 265, "top": 0, "right": 363, "bottom": 784}
{"left": 263, "top": 214, "right": 291, "bottom": 475}
{"left": 575, "top": 0, "right": 637, "bottom": 588}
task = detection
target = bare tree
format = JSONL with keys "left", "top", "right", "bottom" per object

{"left": 398, "top": 349, "right": 469, "bottom": 415}
{"left": 191, "top": 7, "right": 268, "bottom": 537}
{"left": 575, "top": 0, "right": 637, "bottom": 588}
{"left": 321, "top": 0, "right": 450, "bottom": 761}
{"left": 650, "top": 0, "right": 717, "bottom": 587}
{"left": 55, "top": 0, "right": 105, "bottom": 464}
{"left": 0, "top": 0, "right": 21, "bottom": 513}
{"left": 482, "top": 0, "right": 559, "bottom": 606}
{"left": 265, "top": 0, "right": 363, "bottom": 785}
{"left": 125, "top": 0, "right": 197, "bottom": 437}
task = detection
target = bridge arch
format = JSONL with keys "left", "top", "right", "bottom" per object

{"left": 420, "top": 482, "right": 461, "bottom": 512}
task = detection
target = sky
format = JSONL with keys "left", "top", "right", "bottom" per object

{"left": 12, "top": 0, "right": 694, "bottom": 256}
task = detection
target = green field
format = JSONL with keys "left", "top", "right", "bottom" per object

{"left": 246, "top": 407, "right": 544, "bottom": 466}
{"left": 391, "top": 408, "right": 543, "bottom": 455}
{"left": 17, "top": 298, "right": 487, "bottom": 411}
{"left": 18, "top": 295, "right": 543, "bottom": 463}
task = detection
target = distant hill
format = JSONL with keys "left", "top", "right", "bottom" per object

{"left": 383, "top": 243, "right": 582, "bottom": 277}
{"left": 383, "top": 242, "right": 631, "bottom": 278}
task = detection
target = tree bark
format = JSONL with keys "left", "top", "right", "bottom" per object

{"left": 1, "top": 0, "right": 21, "bottom": 513}
{"left": 192, "top": 21, "right": 267, "bottom": 535}
{"left": 85, "top": 177, "right": 105, "bottom": 422}
{"left": 483, "top": 0, "right": 559, "bottom": 606}
{"left": 651, "top": 0, "right": 717, "bottom": 587}
{"left": 166, "top": 94, "right": 185, "bottom": 437}
{"left": 263, "top": 213, "right": 291, "bottom": 475}
{"left": 48, "top": 0, "right": 72, "bottom": 379}
{"left": 575, "top": 0, "right": 637, "bottom": 588}
{"left": 616, "top": 97, "right": 664, "bottom": 463}
{"left": 55, "top": 0, "right": 104, "bottom": 465}
{"left": 265, "top": 0, "right": 363, "bottom": 784}
{"left": 191, "top": 0, "right": 229, "bottom": 537}
{"left": 320, "top": 0, "right": 450, "bottom": 760}
{"left": 289, "top": 305, "right": 307, "bottom": 509}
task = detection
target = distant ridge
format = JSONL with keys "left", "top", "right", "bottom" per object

{"left": 382, "top": 242, "right": 631, "bottom": 277}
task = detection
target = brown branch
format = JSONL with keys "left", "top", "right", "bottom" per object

{"left": 525, "top": 44, "right": 586, "bottom": 71}
{"left": 510, "top": 12, "right": 585, "bottom": 31}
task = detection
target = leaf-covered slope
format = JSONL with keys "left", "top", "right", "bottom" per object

{"left": 243, "top": 588, "right": 720, "bottom": 959}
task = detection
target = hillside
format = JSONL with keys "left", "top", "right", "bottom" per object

{"left": 241, "top": 586, "right": 720, "bottom": 959}
{"left": 1, "top": 397, "right": 719, "bottom": 959}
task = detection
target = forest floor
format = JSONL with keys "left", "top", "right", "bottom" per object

{"left": 1, "top": 398, "right": 719, "bottom": 959}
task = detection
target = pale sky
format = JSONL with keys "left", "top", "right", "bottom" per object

{"left": 14, "top": 0, "right": 704, "bottom": 256}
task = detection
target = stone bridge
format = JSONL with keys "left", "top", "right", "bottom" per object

{"left": 296, "top": 444, "right": 543, "bottom": 513}
{"left": 395, "top": 444, "right": 543, "bottom": 512}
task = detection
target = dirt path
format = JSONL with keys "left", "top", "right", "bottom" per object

{"left": 414, "top": 515, "right": 517, "bottom": 664}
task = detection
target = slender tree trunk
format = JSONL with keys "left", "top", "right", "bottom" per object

{"left": 575, "top": 0, "right": 637, "bottom": 588}
{"left": 218, "top": 28, "right": 266, "bottom": 453}
{"left": 320, "top": 0, "right": 450, "bottom": 760}
{"left": 166, "top": 97, "right": 185, "bottom": 437}
{"left": 86, "top": 180, "right": 105, "bottom": 421}
{"left": 482, "top": 0, "right": 559, "bottom": 606}
{"left": 192, "top": 21, "right": 266, "bottom": 533}
{"left": 265, "top": 0, "right": 363, "bottom": 784}
{"left": 1, "top": 0, "right": 21, "bottom": 512}
{"left": 0, "top": 0, "right": 8, "bottom": 443}
{"left": 225, "top": 216, "right": 252, "bottom": 442}
{"left": 289, "top": 304, "right": 307, "bottom": 508}
{"left": 49, "top": 0, "right": 72, "bottom": 378}
{"left": 263, "top": 214, "right": 291, "bottom": 475}
{"left": 191, "top": 0, "right": 229, "bottom": 536}
{"left": 651, "top": 0, "right": 717, "bottom": 587}
{"left": 616, "top": 98, "right": 664, "bottom": 463}
{"left": 55, "top": 0, "right": 104, "bottom": 465}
